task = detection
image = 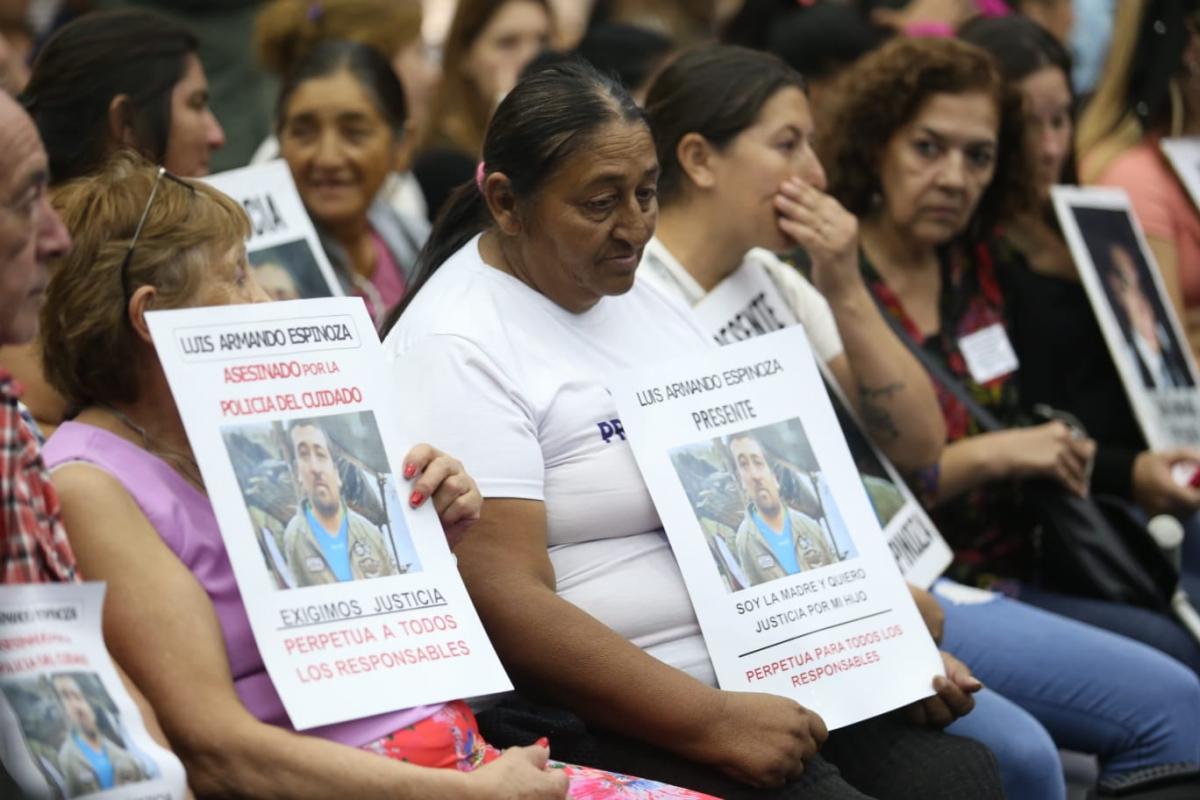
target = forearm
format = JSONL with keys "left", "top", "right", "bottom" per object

{"left": 466, "top": 570, "right": 724, "bottom": 759}
{"left": 827, "top": 285, "right": 945, "bottom": 470}
{"left": 171, "top": 711, "right": 476, "bottom": 800}
{"left": 933, "top": 435, "right": 1009, "bottom": 505}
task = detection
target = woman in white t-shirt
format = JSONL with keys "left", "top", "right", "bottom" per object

{"left": 384, "top": 58, "right": 1004, "bottom": 800}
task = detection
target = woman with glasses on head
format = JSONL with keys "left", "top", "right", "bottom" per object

{"left": 36, "top": 151, "right": 715, "bottom": 800}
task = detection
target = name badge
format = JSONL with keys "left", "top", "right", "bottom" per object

{"left": 305, "top": 556, "right": 325, "bottom": 573}
{"left": 958, "top": 323, "right": 1019, "bottom": 384}
{"left": 757, "top": 554, "right": 776, "bottom": 570}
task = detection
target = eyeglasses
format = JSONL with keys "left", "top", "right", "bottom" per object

{"left": 119, "top": 166, "right": 196, "bottom": 299}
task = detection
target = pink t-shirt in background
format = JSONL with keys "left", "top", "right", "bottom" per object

{"left": 1094, "top": 138, "right": 1200, "bottom": 310}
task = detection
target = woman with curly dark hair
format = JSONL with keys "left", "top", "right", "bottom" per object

{"left": 820, "top": 32, "right": 1200, "bottom": 677}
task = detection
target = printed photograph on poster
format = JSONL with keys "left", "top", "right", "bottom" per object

{"left": 249, "top": 240, "right": 334, "bottom": 301}
{"left": 669, "top": 418, "right": 859, "bottom": 593}
{"left": 222, "top": 410, "right": 423, "bottom": 590}
{"left": 0, "top": 672, "right": 161, "bottom": 798}
{"left": 1070, "top": 206, "right": 1193, "bottom": 389}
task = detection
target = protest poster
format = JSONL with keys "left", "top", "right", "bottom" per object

{"left": 610, "top": 326, "right": 942, "bottom": 729}
{"left": 1052, "top": 186, "right": 1200, "bottom": 449}
{"left": 205, "top": 160, "right": 342, "bottom": 300}
{"left": 146, "top": 297, "right": 510, "bottom": 730}
{"left": 690, "top": 260, "right": 952, "bottom": 588}
{"left": 1162, "top": 138, "right": 1200, "bottom": 215}
{"left": 0, "top": 583, "right": 187, "bottom": 800}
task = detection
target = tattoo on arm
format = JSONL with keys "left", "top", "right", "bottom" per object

{"left": 858, "top": 381, "right": 904, "bottom": 443}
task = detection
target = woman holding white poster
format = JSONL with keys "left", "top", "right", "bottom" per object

{"left": 385, "top": 58, "right": 1005, "bottom": 800}
{"left": 33, "top": 153, "right": 709, "bottom": 800}
{"left": 643, "top": 41, "right": 1200, "bottom": 800}
{"left": 820, "top": 35, "right": 1200, "bottom": 798}
{"left": 959, "top": 14, "right": 1200, "bottom": 525}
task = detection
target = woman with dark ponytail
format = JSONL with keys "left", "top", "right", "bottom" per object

{"left": 384, "top": 59, "right": 1004, "bottom": 800}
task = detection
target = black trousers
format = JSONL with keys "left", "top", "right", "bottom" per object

{"left": 477, "top": 701, "right": 1003, "bottom": 800}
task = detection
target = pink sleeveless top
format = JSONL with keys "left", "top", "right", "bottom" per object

{"left": 43, "top": 421, "right": 441, "bottom": 745}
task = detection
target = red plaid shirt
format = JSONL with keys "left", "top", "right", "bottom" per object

{"left": 1, "top": 369, "right": 78, "bottom": 583}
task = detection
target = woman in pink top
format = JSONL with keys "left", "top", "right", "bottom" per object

{"left": 36, "top": 153, "right": 715, "bottom": 800}
{"left": 278, "top": 41, "right": 426, "bottom": 328}
{"left": 1078, "top": 0, "right": 1200, "bottom": 354}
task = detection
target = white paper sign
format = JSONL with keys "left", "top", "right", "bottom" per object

{"left": 610, "top": 327, "right": 942, "bottom": 729}
{"left": 205, "top": 160, "right": 343, "bottom": 300}
{"left": 957, "top": 324, "right": 1019, "bottom": 385}
{"left": 692, "top": 262, "right": 952, "bottom": 588}
{"left": 146, "top": 298, "right": 510, "bottom": 730}
{"left": 0, "top": 583, "right": 187, "bottom": 800}
{"left": 1052, "top": 186, "right": 1200, "bottom": 449}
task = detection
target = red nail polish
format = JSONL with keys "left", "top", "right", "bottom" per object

{"left": 403, "top": 463, "right": 416, "bottom": 479}
{"left": 409, "top": 491, "right": 424, "bottom": 506}
{"left": 535, "top": 737, "right": 549, "bottom": 748}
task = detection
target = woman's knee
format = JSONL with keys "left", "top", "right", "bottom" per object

{"left": 949, "top": 690, "right": 1065, "bottom": 800}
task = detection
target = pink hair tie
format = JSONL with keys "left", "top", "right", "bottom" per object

{"left": 475, "top": 161, "right": 487, "bottom": 193}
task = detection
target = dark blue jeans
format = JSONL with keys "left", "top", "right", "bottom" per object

{"left": 936, "top": 580, "right": 1200, "bottom": 800}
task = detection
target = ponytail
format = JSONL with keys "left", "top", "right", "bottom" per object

{"left": 384, "top": 58, "right": 644, "bottom": 334}
{"left": 381, "top": 182, "right": 486, "bottom": 334}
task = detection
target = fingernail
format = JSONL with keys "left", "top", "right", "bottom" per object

{"left": 535, "top": 737, "right": 549, "bottom": 747}
{"left": 968, "top": 678, "right": 983, "bottom": 690}
{"left": 403, "top": 463, "right": 416, "bottom": 479}
{"left": 409, "top": 491, "right": 424, "bottom": 507}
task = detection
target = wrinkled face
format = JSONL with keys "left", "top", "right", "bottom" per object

{"left": 292, "top": 423, "right": 342, "bottom": 517}
{"left": 53, "top": 676, "right": 97, "bottom": 737}
{"left": 505, "top": 119, "right": 659, "bottom": 311}
{"left": 876, "top": 92, "right": 999, "bottom": 247}
{"left": 279, "top": 70, "right": 399, "bottom": 231}
{"left": 708, "top": 86, "right": 827, "bottom": 253}
{"left": 463, "top": 0, "right": 551, "bottom": 104}
{"left": 163, "top": 54, "right": 226, "bottom": 178}
{"left": 0, "top": 97, "right": 71, "bottom": 346}
{"left": 1018, "top": 66, "right": 1072, "bottom": 200}
{"left": 731, "top": 435, "right": 781, "bottom": 516}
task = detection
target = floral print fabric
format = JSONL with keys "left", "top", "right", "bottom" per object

{"left": 362, "top": 700, "right": 717, "bottom": 798}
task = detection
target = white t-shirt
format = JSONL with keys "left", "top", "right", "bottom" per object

{"left": 385, "top": 236, "right": 719, "bottom": 684}
{"left": 638, "top": 237, "right": 844, "bottom": 363}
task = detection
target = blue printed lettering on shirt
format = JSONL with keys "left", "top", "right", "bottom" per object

{"left": 596, "top": 418, "right": 627, "bottom": 443}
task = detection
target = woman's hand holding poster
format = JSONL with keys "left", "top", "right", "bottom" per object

{"left": 145, "top": 298, "right": 509, "bottom": 730}
{"left": 609, "top": 326, "right": 942, "bottom": 730}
